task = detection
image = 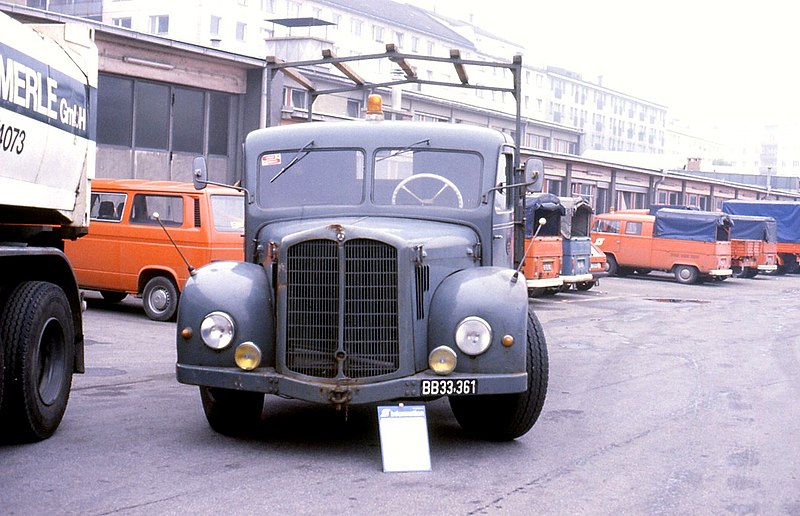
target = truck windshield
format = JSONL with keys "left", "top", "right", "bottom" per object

{"left": 258, "top": 149, "right": 366, "bottom": 208}
{"left": 373, "top": 149, "right": 483, "bottom": 209}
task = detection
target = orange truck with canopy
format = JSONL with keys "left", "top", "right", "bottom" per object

{"left": 727, "top": 215, "right": 778, "bottom": 278}
{"left": 591, "top": 208, "right": 733, "bottom": 284}
{"left": 722, "top": 200, "right": 800, "bottom": 274}
{"left": 522, "top": 193, "right": 564, "bottom": 295}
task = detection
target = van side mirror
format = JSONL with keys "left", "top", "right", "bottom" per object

{"left": 524, "top": 158, "right": 544, "bottom": 192}
{"left": 192, "top": 156, "right": 208, "bottom": 191}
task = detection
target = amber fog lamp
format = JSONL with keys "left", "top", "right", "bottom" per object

{"left": 428, "top": 346, "right": 457, "bottom": 375}
{"left": 235, "top": 342, "right": 261, "bottom": 371}
{"left": 502, "top": 334, "right": 514, "bottom": 347}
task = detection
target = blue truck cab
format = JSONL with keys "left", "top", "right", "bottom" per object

{"left": 177, "top": 112, "right": 549, "bottom": 441}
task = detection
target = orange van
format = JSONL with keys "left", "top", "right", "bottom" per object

{"left": 64, "top": 179, "right": 244, "bottom": 321}
{"left": 591, "top": 208, "right": 733, "bottom": 284}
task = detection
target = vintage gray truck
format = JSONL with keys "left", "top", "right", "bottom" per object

{"left": 176, "top": 52, "right": 548, "bottom": 441}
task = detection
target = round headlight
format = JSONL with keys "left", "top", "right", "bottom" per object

{"left": 428, "top": 346, "right": 457, "bottom": 375}
{"left": 200, "top": 311, "right": 235, "bottom": 350}
{"left": 235, "top": 341, "right": 261, "bottom": 371}
{"left": 455, "top": 316, "right": 492, "bottom": 356}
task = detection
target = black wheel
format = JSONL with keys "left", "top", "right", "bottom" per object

{"left": 576, "top": 281, "right": 595, "bottom": 291}
{"left": 200, "top": 386, "right": 264, "bottom": 436}
{"left": 527, "top": 287, "right": 545, "bottom": 298}
{"left": 142, "top": 276, "right": 179, "bottom": 322}
{"left": 731, "top": 266, "right": 744, "bottom": 278}
{"left": 674, "top": 265, "right": 699, "bottom": 284}
{"left": 743, "top": 268, "right": 759, "bottom": 278}
{"left": 606, "top": 254, "right": 619, "bottom": 276}
{"left": 100, "top": 290, "right": 127, "bottom": 303}
{"left": 449, "top": 309, "right": 548, "bottom": 441}
{"left": 0, "top": 281, "right": 75, "bottom": 442}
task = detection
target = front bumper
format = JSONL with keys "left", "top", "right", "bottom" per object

{"left": 758, "top": 264, "right": 778, "bottom": 272}
{"left": 526, "top": 277, "right": 563, "bottom": 288}
{"left": 560, "top": 273, "right": 593, "bottom": 284}
{"left": 708, "top": 268, "right": 733, "bottom": 277}
{"left": 176, "top": 364, "right": 528, "bottom": 405}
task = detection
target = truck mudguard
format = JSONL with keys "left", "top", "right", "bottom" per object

{"left": 428, "top": 267, "right": 529, "bottom": 376}
{"left": 723, "top": 200, "right": 800, "bottom": 243}
{"left": 176, "top": 261, "right": 274, "bottom": 368}
{"left": 654, "top": 209, "right": 732, "bottom": 242}
{"left": 728, "top": 215, "right": 778, "bottom": 243}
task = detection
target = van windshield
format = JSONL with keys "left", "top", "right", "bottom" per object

{"left": 211, "top": 195, "right": 244, "bottom": 232}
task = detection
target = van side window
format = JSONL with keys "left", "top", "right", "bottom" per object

{"left": 625, "top": 221, "right": 643, "bottom": 235}
{"left": 592, "top": 219, "right": 620, "bottom": 234}
{"left": 90, "top": 192, "right": 126, "bottom": 222}
{"left": 130, "top": 194, "right": 184, "bottom": 226}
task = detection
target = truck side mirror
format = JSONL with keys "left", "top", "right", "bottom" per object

{"left": 524, "top": 158, "right": 544, "bottom": 192}
{"left": 192, "top": 156, "right": 208, "bottom": 191}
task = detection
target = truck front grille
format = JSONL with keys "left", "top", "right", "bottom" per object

{"left": 285, "top": 239, "right": 400, "bottom": 379}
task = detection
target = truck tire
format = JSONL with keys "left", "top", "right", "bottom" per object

{"left": 142, "top": 276, "right": 178, "bottom": 322}
{"left": 100, "top": 290, "right": 127, "bottom": 303}
{"left": 674, "top": 265, "right": 699, "bottom": 284}
{"left": 0, "top": 281, "right": 74, "bottom": 442}
{"left": 448, "top": 309, "right": 548, "bottom": 441}
{"left": 200, "top": 386, "right": 264, "bottom": 436}
{"left": 576, "top": 281, "right": 595, "bottom": 291}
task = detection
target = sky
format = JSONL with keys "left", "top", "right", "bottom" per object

{"left": 406, "top": 0, "right": 800, "bottom": 131}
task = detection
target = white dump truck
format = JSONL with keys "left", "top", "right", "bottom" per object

{"left": 0, "top": 10, "right": 97, "bottom": 441}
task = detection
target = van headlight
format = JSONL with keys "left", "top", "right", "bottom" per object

{"left": 454, "top": 316, "right": 492, "bottom": 356}
{"left": 200, "top": 311, "right": 235, "bottom": 350}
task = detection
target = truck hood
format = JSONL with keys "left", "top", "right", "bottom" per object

{"left": 255, "top": 216, "right": 481, "bottom": 265}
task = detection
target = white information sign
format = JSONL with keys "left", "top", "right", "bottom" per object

{"left": 377, "top": 404, "right": 431, "bottom": 472}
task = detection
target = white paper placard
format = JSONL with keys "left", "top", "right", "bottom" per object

{"left": 377, "top": 404, "right": 431, "bottom": 472}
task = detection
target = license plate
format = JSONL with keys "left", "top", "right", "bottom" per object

{"left": 543, "top": 263, "right": 552, "bottom": 271}
{"left": 421, "top": 379, "right": 478, "bottom": 396}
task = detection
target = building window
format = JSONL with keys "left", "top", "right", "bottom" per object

{"left": 97, "top": 74, "right": 133, "bottom": 146}
{"left": 411, "top": 36, "right": 419, "bottom": 52}
{"left": 372, "top": 25, "right": 384, "bottom": 42}
{"left": 210, "top": 16, "right": 221, "bottom": 36}
{"left": 284, "top": 87, "right": 307, "bottom": 109}
{"left": 113, "top": 17, "right": 132, "bottom": 28}
{"left": 236, "top": 22, "right": 247, "bottom": 41}
{"left": 350, "top": 18, "right": 363, "bottom": 36}
{"left": 134, "top": 81, "right": 170, "bottom": 150}
{"left": 347, "top": 98, "right": 362, "bottom": 118}
{"left": 97, "top": 73, "right": 232, "bottom": 157}
{"left": 394, "top": 31, "right": 404, "bottom": 47}
{"left": 172, "top": 87, "right": 205, "bottom": 153}
{"left": 149, "top": 15, "right": 169, "bottom": 35}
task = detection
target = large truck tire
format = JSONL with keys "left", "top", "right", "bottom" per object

{"left": 0, "top": 281, "right": 75, "bottom": 442}
{"left": 200, "top": 386, "right": 264, "bottom": 437}
{"left": 449, "top": 309, "right": 549, "bottom": 441}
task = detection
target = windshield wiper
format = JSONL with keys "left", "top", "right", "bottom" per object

{"left": 270, "top": 139, "right": 315, "bottom": 183}
{"left": 376, "top": 138, "right": 430, "bottom": 162}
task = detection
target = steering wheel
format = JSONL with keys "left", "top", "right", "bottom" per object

{"left": 390, "top": 173, "right": 464, "bottom": 208}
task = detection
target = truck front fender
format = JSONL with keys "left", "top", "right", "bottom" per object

{"left": 176, "top": 261, "right": 274, "bottom": 368}
{"left": 428, "top": 267, "right": 529, "bottom": 375}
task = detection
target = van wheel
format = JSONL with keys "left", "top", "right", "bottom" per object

{"left": 449, "top": 309, "right": 548, "bottom": 441}
{"left": 576, "top": 281, "right": 595, "bottom": 291}
{"left": 200, "top": 386, "right": 264, "bottom": 436}
{"left": 100, "top": 290, "right": 127, "bottom": 303}
{"left": 0, "top": 281, "right": 74, "bottom": 442}
{"left": 142, "top": 276, "right": 178, "bottom": 322}
{"left": 674, "top": 265, "right": 699, "bottom": 284}
{"left": 606, "top": 255, "right": 619, "bottom": 276}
